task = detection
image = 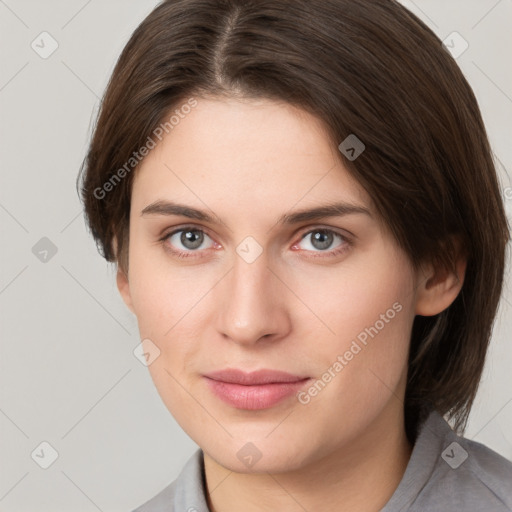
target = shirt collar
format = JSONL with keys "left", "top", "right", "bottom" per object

{"left": 381, "top": 409, "right": 457, "bottom": 511}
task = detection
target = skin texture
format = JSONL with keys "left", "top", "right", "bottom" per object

{"left": 117, "top": 97, "right": 466, "bottom": 511}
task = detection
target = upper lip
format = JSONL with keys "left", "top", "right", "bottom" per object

{"left": 204, "top": 369, "right": 309, "bottom": 385}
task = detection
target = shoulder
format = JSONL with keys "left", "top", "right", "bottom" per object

{"left": 131, "top": 449, "right": 209, "bottom": 512}
{"left": 435, "top": 433, "right": 512, "bottom": 509}
{"left": 382, "top": 410, "right": 512, "bottom": 511}
{"left": 410, "top": 411, "right": 512, "bottom": 511}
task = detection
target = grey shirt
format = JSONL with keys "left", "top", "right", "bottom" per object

{"left": 132, "top": 410, "right": 512, "bottom": 511}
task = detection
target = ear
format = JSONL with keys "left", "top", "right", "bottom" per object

{"left": 112, "top": 234, "right": 135, "bottom": 314}
{"left": 116, "top": 267, "right": 135, "bottom": 314}
{"left": 415, "top": 238, "right": 467, "bottom": 317}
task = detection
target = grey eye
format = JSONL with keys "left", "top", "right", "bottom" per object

{"left": 309, "top": 230, "right": 335, "bottom": 250}
{"left": 298, "top": 229, "right": 344, "bottom": 252}
{"left": 167, "top": 228, "right": 213, "bottom": 251}
{"left": 180, "top": 229, "right": 204, "bottom": 249}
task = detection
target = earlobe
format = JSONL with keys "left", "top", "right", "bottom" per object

{"left": 415, "top": 253, "right": 467, "bottom": 317}
{"left": 116, "top": 267, "right": 135, "bottom": 314}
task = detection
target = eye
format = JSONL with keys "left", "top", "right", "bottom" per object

{"left": 162, "top": 227, "right": 216, "bottom": 257}
{"left": 293, "top": 228, "right": 351, "bottom": 257}
{"left": 160, "top": 226, "right": 351, "bottom": 260}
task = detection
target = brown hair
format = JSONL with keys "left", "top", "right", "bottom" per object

{"left": 79, "top": 0, "right": 510, "bottom": 441}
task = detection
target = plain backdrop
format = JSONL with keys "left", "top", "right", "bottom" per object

{"left": 0, "top": 1, "right": 511, "bottom": 511}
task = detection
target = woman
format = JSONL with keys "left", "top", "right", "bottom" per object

{"left": 79, "top": 0, "right": 512, "bottom": 510}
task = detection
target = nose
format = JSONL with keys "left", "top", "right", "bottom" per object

{"left": 215, "top": 249, "right": 292, "bottom": 346}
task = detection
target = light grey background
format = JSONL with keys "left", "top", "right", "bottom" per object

{"left": 0, "top": 1, "right": 511, "bottom": 511}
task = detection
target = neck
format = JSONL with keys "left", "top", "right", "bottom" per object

{"left": 203, "top": 403, "right": 413, "bottom": 512}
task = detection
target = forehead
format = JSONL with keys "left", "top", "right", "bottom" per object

{"left": 131, "top": 97, "right": 373, "bottom": 219}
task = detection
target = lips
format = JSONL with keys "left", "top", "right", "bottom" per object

{"left": 205, "top": 368, "right": 308, "bottom": 385}
{"left": 203, "top": 369, "right": 311, "bottom": 410}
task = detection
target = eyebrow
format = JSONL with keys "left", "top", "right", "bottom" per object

{"left": 140, "top": 200, "right": 372, "bottom": 224}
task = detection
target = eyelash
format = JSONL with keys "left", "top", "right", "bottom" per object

{"left": 159, "top": 225, "right": 353, "bottom": 260}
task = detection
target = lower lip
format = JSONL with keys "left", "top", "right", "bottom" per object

{"left": 204, "top": 378, "right": 311, "bottom": 410}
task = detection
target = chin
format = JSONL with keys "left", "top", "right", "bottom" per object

{"left": 202, "top": 435, "right": 314, "bottom": 474}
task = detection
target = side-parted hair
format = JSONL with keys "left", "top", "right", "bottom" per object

{"left": 79, "top": 0, "right": 510, "bottom": 441}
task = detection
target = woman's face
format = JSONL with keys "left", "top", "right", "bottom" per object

{"left": 119, "top": 97, "right": 422, "bottom": 473}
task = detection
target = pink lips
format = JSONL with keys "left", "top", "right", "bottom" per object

{"left": 204, "top": 369, "right": 311, "bottom": 410}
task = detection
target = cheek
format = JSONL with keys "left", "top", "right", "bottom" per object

{"left": 290, "top": 252, "right": 415, "bottom": 399}
{"left": 128, "top": 263, "right": 206, "bottom": 422}
{"left": 287, "top": 251, "right": 414, "bottom": 350}
{"left": 127, "top": 237, "right": 204, "bottom": 336}
{"left": 127, "top": 255, "right": 218, "bottom": 389}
